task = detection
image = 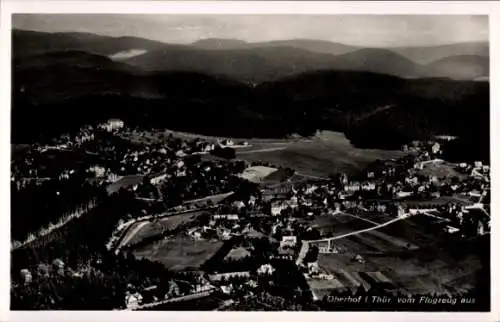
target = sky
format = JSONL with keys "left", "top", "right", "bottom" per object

{"left": 13, "top": 14, "right": 488, "bottom": 47}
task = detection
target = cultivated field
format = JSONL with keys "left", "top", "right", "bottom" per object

{"left": 133, "top": 234, "right": 224, "bottom": 271}
{"left": 239, "top": 166, "right": 278, "bottom": 183}
{"left": 355, "top": 212, "right": 395, "bottom": 225}
{"left": 309, "top": 215, "right": 486, "bottom": 296}
{"left": 312, "top": 213, "right": 377, "bottom": 237}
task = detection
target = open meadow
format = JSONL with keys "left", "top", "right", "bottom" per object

{"left": 135, "top": 129, "right": 407, "bottom": 178}
{"left": 133, "top": 234, "right": 223, "bottom": 271}
{"left": 236, "top": 131, "right": 407, "bottom": 177}
{"left": 312, "top": 213, "right": 377, "bottom": 237}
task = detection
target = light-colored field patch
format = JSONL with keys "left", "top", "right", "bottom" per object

{"left": 239, "top": 166, "right": 278, "bottom": 183}
{"left": 224, "top": 247, "right": 251, "bottom": 260}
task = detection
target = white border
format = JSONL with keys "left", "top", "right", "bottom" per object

{"left": 1, "top": 2, "right": 498, "bottom": 322}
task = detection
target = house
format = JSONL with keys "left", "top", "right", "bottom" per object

{"left": 165, "top": 280, "right": 180, "bottom": 299}
{"left": 257, "top": 264, "right": 275, "bottom": 275}
{"left": 100, "top": 119, "right": 124, "bottom": 132}
{"left": 218, "top": 139, "right": 234, "bottom": 147}
{"left": 319, "top": 246, "right": 340, "bottom": 254}
{"left": 305, "top": 184, "right": 319, "bottom": 195}
{"left": 212, "top": 214, "right": 239, "bottom": 221}
{"left": 107, "top": 173, "right": 120, "bottom": 183}
{"left": 468, "top": 190, "right": 482, "bottom": 198}
{"left": 209, "top": 271, "right": 251, "bottom": 281}
{"left": 52, "top": 258, "right": 64, "bottom": 270}
{"left": 344, "top": 182, "right": 361, "bottom": 192}
{"left": 246, "top": 280, "right": 258, "bottom": 288}
{"left": 232, "top": 201, "right": 246, "bottom": 210}
{"left": 176, "top": 169, "right": 187, "bottom": 177}
{"left": 405, "top": 176, "right": 419, "bottom": 186}
{"left": 220, "top": 285, "right": 233, "bottom": 294}
{"left": 217, "top": 228, "right": 232, "bottom": 240}
{"left": 125, "top": 292, "right": 143, "bottom": 309}
{"left": 431, "top": 142, "right": 441, "bottom": 154}
{"left": 435, "top": 135, "right": 458, "bottom": 142}
{"left": 353, "top": 254, "right": 365, "bottom": 264}
{"left": 20, "top": 269, "right": 32, "bottom": 284}
{"left": 248, "top": 195, "right": 257, "bottom": 206}
{"left": 176, "top": 150, "right": 187, "bottom": 157}
{"left": 362, "top": 182, "right": 376, "bottom": 191}
{"left": 197, "top": 142, "right": 215, "bottom": 152}
{"left": 445, "top": 225, "right": 460, "bottom": 234}
{"left": 307, "top": 262, "right": 320, "bottom": 275}
{"left": 88, "top": 165, "right": 106, "bottom": 178}
{"left": 176, "top": 160, "right": 185, "bottom": 168}
{"left": 150, "top": 173, "right": 167, "bottom": 185}
{"left": 188, "top": 227, "right": 202, "bottom": 239}
{"left": 280, "top": 236, "right": 297, "bottom": 248}
{"left": 316, "top": 273, "right": 334, "bottom": 280}
{"left": 271, "top": 201, "right": 288, "bottom": 216}
{"left": 396, "top": 191, "right": 413, "bottom": 199}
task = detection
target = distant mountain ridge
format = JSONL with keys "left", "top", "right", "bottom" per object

{"left": 192, "top": 38, "right": 359, "bottom": 56}
{"left": 13, "top": 29, "right": 489, "bottom": 82}
{"left": 12, "top": 48, "right": 489, "bottom": 164}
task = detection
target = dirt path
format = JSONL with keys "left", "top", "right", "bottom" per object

{"left": 114, "top": 221, "right": 150, "bottom": 253}
{"left": 304, "top": 213, "right": 413, "bottom": 243}
{"left": 237, "top": 147, "right": 289, "bottom": 155}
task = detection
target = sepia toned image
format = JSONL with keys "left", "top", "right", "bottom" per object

{"left": 9, "top": 13, "right": 490, "bottom": 312}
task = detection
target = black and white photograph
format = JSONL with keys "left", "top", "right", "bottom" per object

{"left": 7, "top": 9, "right": 492, "bottom": 313}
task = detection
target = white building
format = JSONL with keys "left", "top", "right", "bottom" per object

{"left": 344, "top": 183, "right": 361, "bottom": 192}
{"left": 100, "top": 119, "right": 124, "bottom": 132}
{"left": 209, "top": 271, "right": 250, "bottom": 281}
{"left": 20, "top": 269, "right": 32, "bottom": 284}
{"left": 212, "top": 214, "right": 239, "bottom": 221}
{"left": 125, "top": 292, "right": 143, "bottom": 309}
{"left": 362, "top": 182, "right": 376, "bottom": 191}
{"left": 271, "top": 201, "right": 288, "bottom": 216}
{"left": 431, "top": 142, "right": 441, "bottom": 154}
{"left": 280, "top": 236, "right": 297, "bottom": 248}
{"left": 305, "top": 184, "right": 319, "bottom": 195}
{"left": 307, "top": 262, "right": 320, "bottom": 275}
{"left": 89, "top": 165, "right": 106, "bottom": 178}
{"left": 257, "top": 264, "right": 275, "bottom": 275}
{"left": 396, "top": 191, "right": 413, "bottom": 199}
{"left": 150, "top": 173, "right": 167, "bottom": 185}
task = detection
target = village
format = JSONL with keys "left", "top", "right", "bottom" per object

{"left": 11, "top": 118, "right": 491, "bottom": 311}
